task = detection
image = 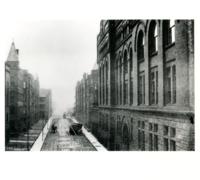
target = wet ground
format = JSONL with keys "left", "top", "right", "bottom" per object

{"left": 41, "top": 118, "right": 96, "bottom": 151}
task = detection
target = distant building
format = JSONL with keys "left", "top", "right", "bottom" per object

{"left": 39, "top": 89, "right": 52, "bottom": 121}
{"left": 6, "top": 42, "right": 26, "bottom": 135}
{"left": 75, "top": 67, "right": 98, "bottom": 129}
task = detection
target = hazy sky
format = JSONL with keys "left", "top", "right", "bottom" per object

{"left": 1, "top": 20, "right": 100, "bottom": 115}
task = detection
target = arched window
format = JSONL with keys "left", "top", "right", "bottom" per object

{"left": 115, "top": 59, "right": 118, "bottom": 105}
{"left": 102, "top": 64, "right": 105, "bottom": 105}
{"left": 120, "top": 56, "right": 123, "bottom": 104}
{"left": 124, "top": 50, "right": 128, "bottom": 104}
{"left": 137, "top": 31, "right": 144, "bottom": 61}
{"left": 137, "top": 31, "right": 145, "bottom": 105}
{"left": 105, "top": 61, "right": 108, "bottom": 105}
{"left": 129, "top": 48, "right": 133, "bottom": 105}
{"left": 99, "top": 66, "right": 102, "bottom": 105}
{"left": 163, "top": 20, "right": 175, "bottom": 47}
{"left": 149, "top": 21, "right": 158, "bottom": 55}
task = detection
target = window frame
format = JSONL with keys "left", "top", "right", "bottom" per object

{"left": 163, "top": 20, "right": 176, "bottom": 48}
{"left": 149, "top": 21, "right": 158, "bottom": 56}
{"left": 163, "top": 125, "right": 176, "bottom": 151}
{"left": 138, "top": 71, "right": 145, "bottom": 105}
{"left": 164, "top": 60, "right": 176, "bottom": 105}
{"left": 129, "top": 48, "right": 133, "bottom": 105}
{"left": 150, "top": 66, "right": 158, "bottom": 105}
{"left": 137, "top": 31, "right": 145, "bottom": 62}
{"left": 123, "top": 50, "right": 128, "bottom": 105}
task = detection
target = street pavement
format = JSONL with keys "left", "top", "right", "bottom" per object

{"left": 41, "top": 118, "right": 96, "bottom": 151}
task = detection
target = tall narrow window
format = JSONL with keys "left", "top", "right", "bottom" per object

{"left": 130, "top": 49, "right": 133, "bottom": 105}
{"left": 165, "top": 61, "right": 176, "bottom": 105}
{"left": 150, "top": 66, "right": 158, "bottom": 105}
{"left": 163, "top": 20, "right": 175, "bottom": 46}
{"left": 138, "top": 71, "right": 145, "bottom": 105}
{"left": 102, "top": 65, "right": 105, "bottom": 105}
{"left": 165, "top": 66, "right": 171, "bottom": 104}
{"left": 163, "top": 125, "right": 176, "bottom": 151}
{"left": 170, "top": 20, "right": 175, "bottom": 43}
{"left": 101, "top": 66, "right": 104, "bottom": 105}
{"left": 141, "top": 131, "right": 145, "bottom": 150}
{"left": 154, "top": 135, "right": 158, "bottom": 151}
{"left": 138, "top": 129, "right": 141, "bottom": 149}
{"left": 170, "top": 140, "right": 176, "bottom": 151}
{"left": 118, "top": 59, "right": 120, "bottom": 105}
{"left": 137, "top": 31, "right": 144, "bottom": 61}
{"left": 120, "top": 58, "right": 123, "bottom": 105}
{"left": 129, "top": 49, "right": 133, "bottom": 105}
{"left": 172, "top": 65, "right": 176, "bottom": 104}
{"left": 149, "top": 133, "right": 153, "bottom": 151}
{"left": 115, "top": 61, "right": 118, "bottom": 105}
{"left": 154, "top": 25, "right": 158, "bottom": 51}
{"left": 164, "top": 138, "right": 169, "bottom": 150}
{"left": 138, "top": 120, "right": 146, "bottom": 150}
{"left": 149, "top": 21, "right": 158, "bottom": 55}
{"left": 124, "top": 50, "right": 128, "bottom": 104}
{"left": 99, "top": 67, "right": 102, "bottom": 105}
{"left": 106, "top": 61, "right": 108, "bottom": 105}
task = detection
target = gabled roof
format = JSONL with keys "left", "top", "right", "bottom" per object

{"left": 7, "top": 42, "right": 19, "bottom": 62}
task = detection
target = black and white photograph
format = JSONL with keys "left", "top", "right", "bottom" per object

{"left": 0, "top": 1, "right": 199, "bottom": 180}
{"left": 4, "top": 20, "right": 195, "bottom": 151}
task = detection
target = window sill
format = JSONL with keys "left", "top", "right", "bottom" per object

{"left": 149, "top": 51, "right": 158, "bottom": 57}
{"left": 138, "top": 58, "right": 145, "bottom": 63}
{"left": 164, "top": 42, "right": 175, "bottom": 50}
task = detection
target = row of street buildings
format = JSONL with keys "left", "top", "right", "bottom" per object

{"left": 5, "top": 42, "right": 52, "bottom": 146}
{"left": 75, "top": 20, "right": 194, "bottom": 151}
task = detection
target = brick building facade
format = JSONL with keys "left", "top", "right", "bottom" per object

{"left": 75, "top": 20, "right": 194, "bottom": 151}
{"left": 75, "top": 68, "right": 98, "bottom": 129}
{"left": 5, "top": 42, "right": 42, "bottom": 138}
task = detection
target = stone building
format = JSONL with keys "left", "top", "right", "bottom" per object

{"left": 75, "top": 73, "right": 88, "bottom": 126}
{"left": 6, "top": 42, "right": 41, "bottom": 137}
{"left": 92, "top": 20, "right": 194, "bottom": 151}
{"left": 39, "top": 89, "right": 52, "bottom": 121}
{"left": 75, "top": 68, "right": 98, "bottom": 129}
{"left": 6, "top": 42, "right": 26, "bottom": 135}
{"left": 22, "top": 70, "right": 40, "bottom": 128}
